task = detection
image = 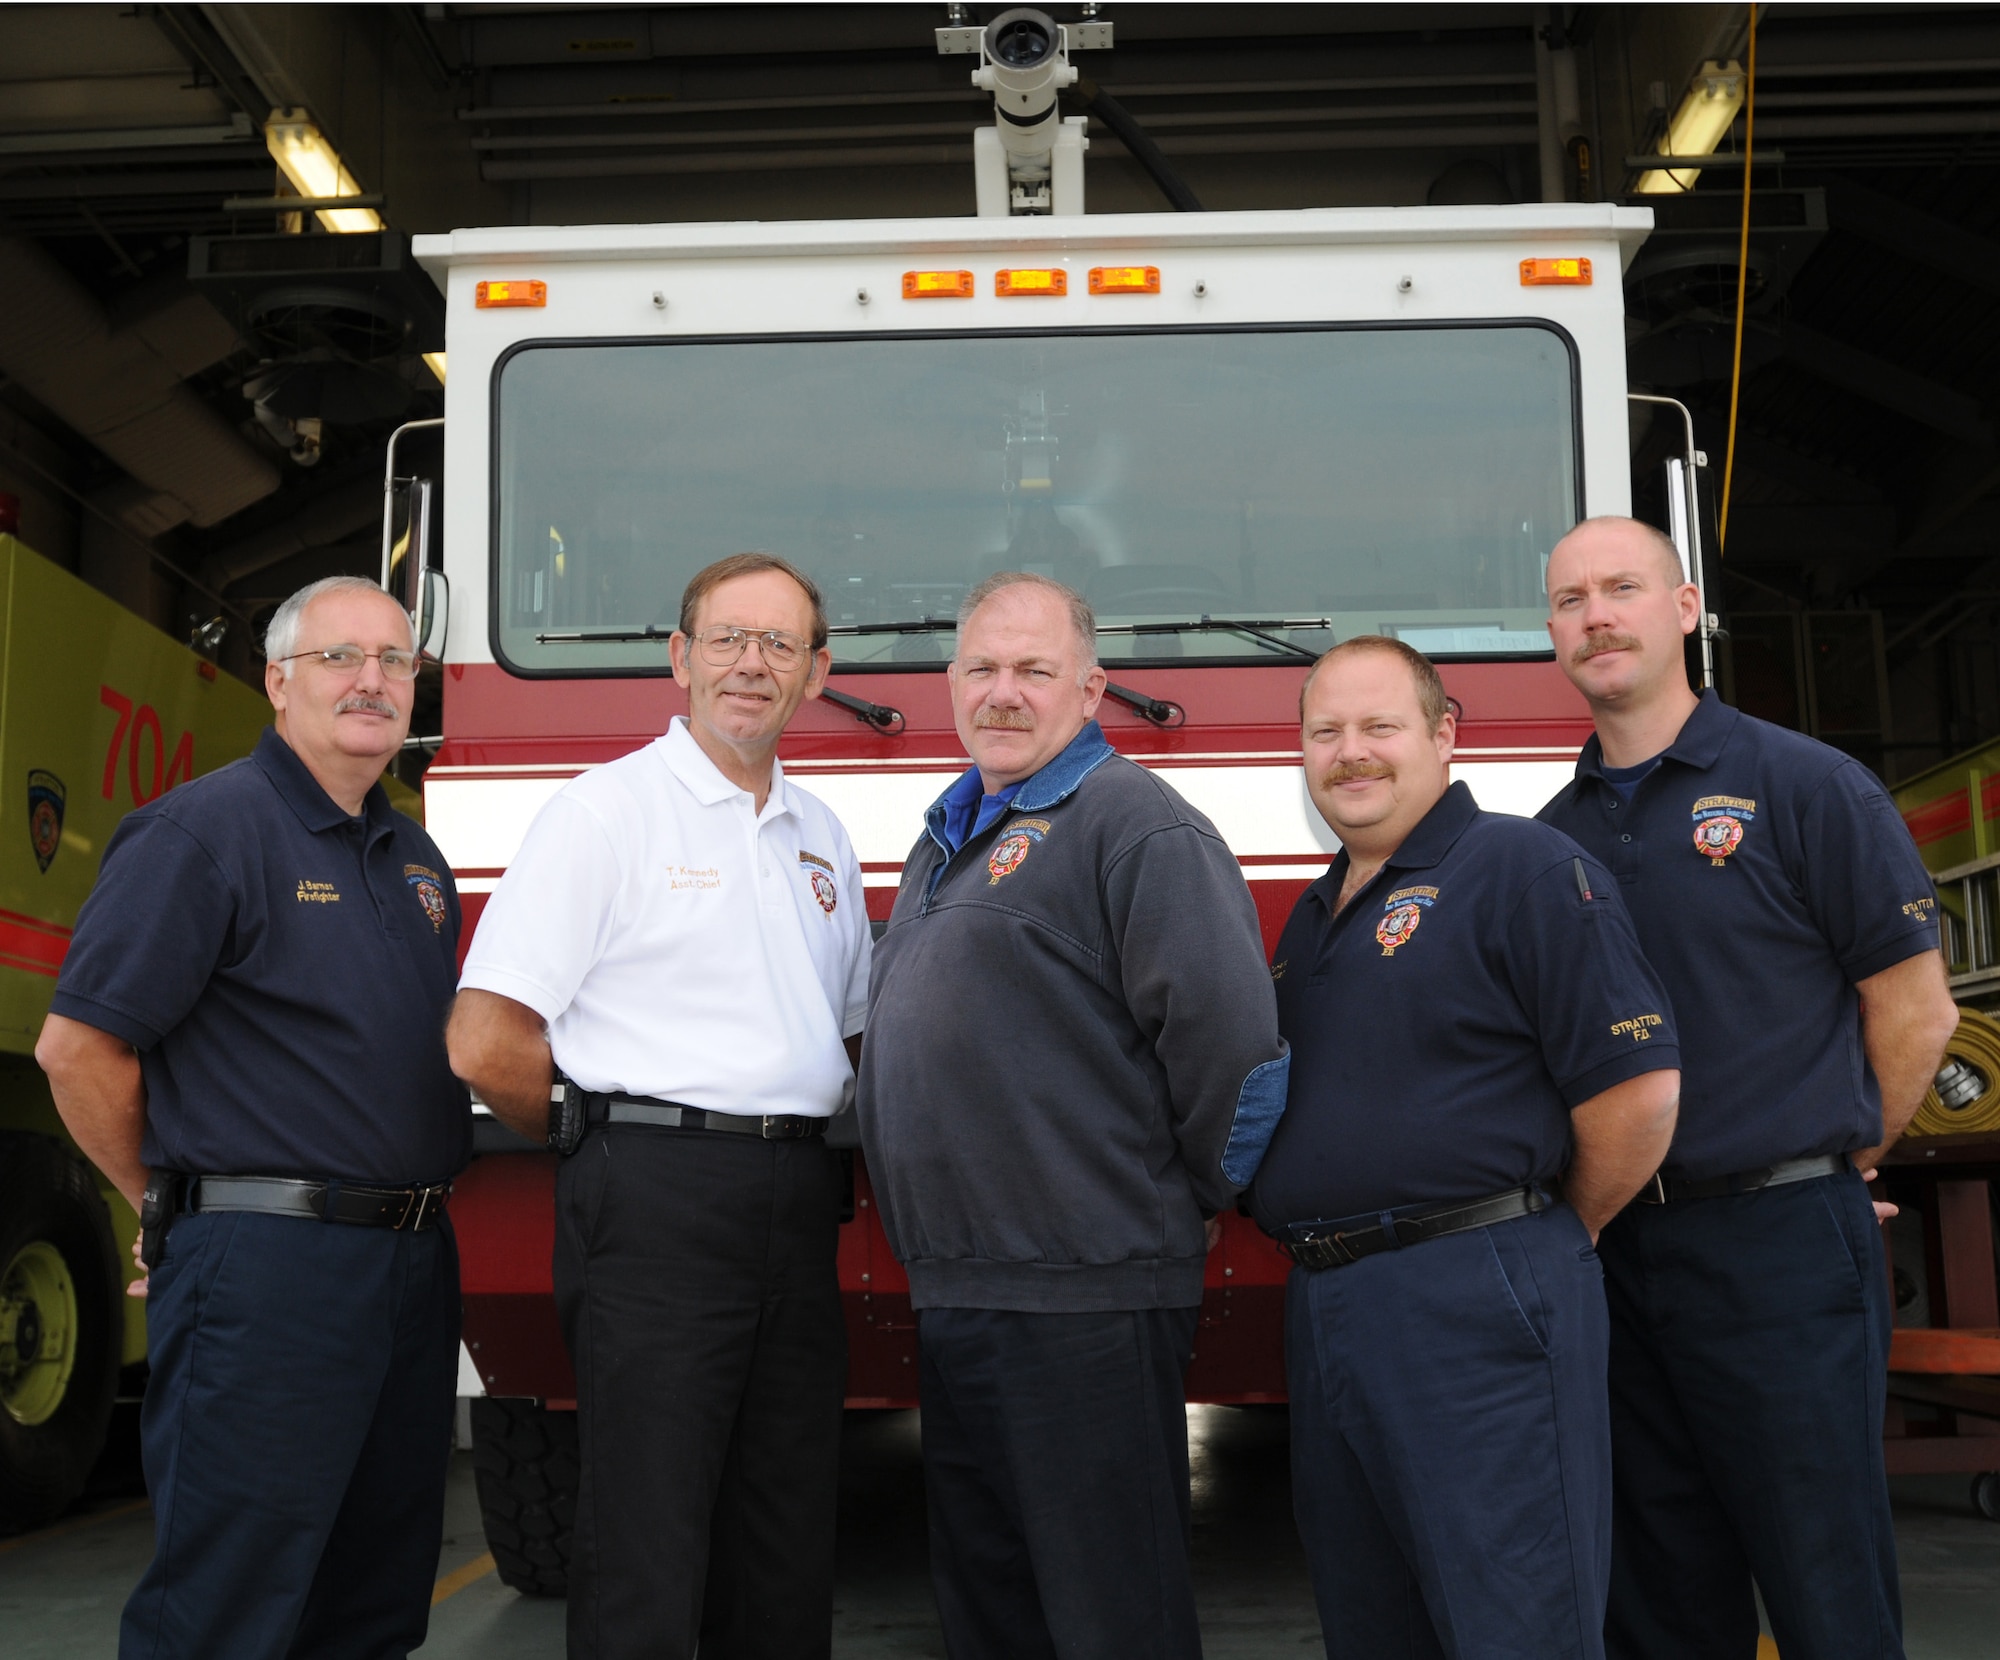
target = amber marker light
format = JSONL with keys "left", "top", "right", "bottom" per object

{"left": 995, "top": 268, "right": 1067, "bottom": 297}
{"left": 476, "top": 280, "right": 548, "bottom": 308}
{"left": 1520, "top": 257, "right": 1592, "bottom": 286}
{"left": 1088, "top": 266, "right": 1160, "bottom": 295}
{"left": 902, "top": 270, "right": 975, "bottom": 298}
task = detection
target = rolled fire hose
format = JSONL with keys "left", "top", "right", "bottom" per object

{"left": 1911, "top": 1007, "right": 2000, "bottom": 1137}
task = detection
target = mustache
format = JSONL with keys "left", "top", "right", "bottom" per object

{"left": 1573, "top": 632, "right": 1643, "bottom": 664}
{"left": 335, "top": 694, "right": 399, "bottom": 718}
{"left": 973, "top": 706, "right": 1036, "bottom": 731}
{"left": 1319, "top": 762, "right": 1392, "bottom": 784}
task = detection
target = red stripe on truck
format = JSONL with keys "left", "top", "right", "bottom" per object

{"left": 0, "top": 908, "right": 70, "bottom": 977}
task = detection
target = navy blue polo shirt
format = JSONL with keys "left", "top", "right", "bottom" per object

{"left": 1539, "top": 690, "right": 1939, "bottom": 1180}
{"left": 1251, "top": 781, "right": 1679, "bottom": 1227}
{"left": 51, "top": 727, "right": 470, "bottom": 1185}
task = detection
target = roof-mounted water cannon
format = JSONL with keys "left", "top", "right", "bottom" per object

{"left": 939, "top": 6, "right": 1111, "bottom": 217}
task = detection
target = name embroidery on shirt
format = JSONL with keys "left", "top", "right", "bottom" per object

{"left": 1691, "top": 795, "right": 1756, "bottom": 866}
{"left": 1376, "top": 886, "right": 1437, "bottom": 956}
{"left": 1610, "top": 1013, "right": 1666, "bottom": 1042}
{"left": 669, "top": 865, "right": 721, "bottom": 891}
{"left": 987, "top": 818, "right": 1052, "bottom": 886}
{"left": 1903, "top": 896, "right": 1936, "bottom": 921}
{"left": 799, "top": 850, "right": 838, "bottom": 914}
{"left": 296, "top": 879, "right": 340, "bottom": 905}
{"left": 404, "top": 864, "right": 447, "bottom": 934}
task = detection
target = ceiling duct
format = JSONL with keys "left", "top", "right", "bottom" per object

{"left": 0, "top": 238, "right": 280, "bottom": 529}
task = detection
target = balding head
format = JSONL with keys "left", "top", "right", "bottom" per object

{"left": 1547, "top": 516, "right": 1687, "bottom": 595}
{"left": 1544, "top": 515, "right": 1700, "bottom": 717}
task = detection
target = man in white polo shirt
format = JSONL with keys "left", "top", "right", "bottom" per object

{"left": 447, "top": 552, "right": 869, "bottom": 1660}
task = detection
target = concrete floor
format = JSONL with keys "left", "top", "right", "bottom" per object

{"left": 2, "top": 1406, "right": 1996, "bottom": 1658}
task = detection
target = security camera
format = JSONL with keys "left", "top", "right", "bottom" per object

{"left": 977, "top": 9, "right": 1074, "bottom": 158}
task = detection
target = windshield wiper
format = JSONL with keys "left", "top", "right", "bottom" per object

{"left": 1102, "top": 683, "right": 1185, "bottom": 728}
{"left": 533, "top": 625, "right": 672, "bottom": 644}
{"left": 1094, "top": 615, "right": 1331, "bottom": 662}
{"left": 826, "top": 617, "right": 958, "bottom": 637}
{"left": 821, "top": 687, "right": 906, "bottom": 734}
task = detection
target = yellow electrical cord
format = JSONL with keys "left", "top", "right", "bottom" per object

{"left": 1911, "top": 1007, "right": 2000, "bottom": 1137}
{"left": 1717, "top": 7, "right": 1758, "bottom": 555}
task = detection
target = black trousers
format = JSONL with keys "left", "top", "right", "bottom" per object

{"left": 1600, "top": 1169, "right": 1903, "bottom": 1660}
{"left": 917, "top": 1304, "right": 1203, "bottom": 1660}
{"left": 553, "top": 1126, "right": 847, "bottom": 1660}
{"left": 120, "top": 1212, "right": 459, "bottom": 1660}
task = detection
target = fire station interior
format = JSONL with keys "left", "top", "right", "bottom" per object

{"left": 4, "top": 5, "right": 2000, "bottom": 1655}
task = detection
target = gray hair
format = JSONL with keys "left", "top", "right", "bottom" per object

{"left": 955, "top": 571, "right": 1098, "bottom": 676}
{"left": 264, "top": 576, "right": 412, "bottom": 676}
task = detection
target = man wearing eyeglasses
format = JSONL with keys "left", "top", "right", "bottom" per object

{"left": 37, "top": 575, "right": 470, "bottom": 1659}
{"left": 448, "top": 552, "right": 870, "bottom": 1660}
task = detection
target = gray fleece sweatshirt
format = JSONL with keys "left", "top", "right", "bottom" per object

{"left": 856, "top": 721, "right": 1290, "bottom": 1314}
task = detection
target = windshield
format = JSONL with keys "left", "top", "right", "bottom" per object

{"left": 493, "top": 324, "right": 1577, "bottom": 672}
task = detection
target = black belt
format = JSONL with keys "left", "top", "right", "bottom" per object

{"left": 1634, "top": 1153, "right": 1847, "bottom": 1204}
{"left": 184, "top": 1175, "right": 451, "bottom": 1231}
{"left": 1278, "top": 1185, "right": 1547, "bottom": 1272}
{"left": 581, "top": 1091, "right": 828, "bottom": 1141}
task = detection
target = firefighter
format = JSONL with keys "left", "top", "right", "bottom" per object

{"left": 1538, "top": 516, "right": 1960, "bottom": 1660}
{"left": 446, "top": 552, "right": 870, "bottom": 1660}
{"left": 857, "top": 572, "right": 1288, "bottom": 1660}
{"left": 35, "top": 576, "right": 469, "bottom": 1659}
{"left": 1252, "top": 635, "right": 1681, "bottom": 1660}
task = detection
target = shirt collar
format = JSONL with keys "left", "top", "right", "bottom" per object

{"left": 1306, "top": 779, "right": 1480, "bottom": 910}
{"left": 923, "top": 720, "right": 1115, "bottom": 847}
{"left": 660, "top": 716, "right": 795, "bottom": 819}
{"left": 1574, "top": 688, "right": 1736, "bottom": 781}
{"left": 253, "top": 726, "right": 392, "bottom": 837}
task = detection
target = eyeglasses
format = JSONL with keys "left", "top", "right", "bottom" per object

{"left": 276, "top": 645, "right": 421, "bottom": 681}
{"left": 692, "top": 626, "right": 810, "bottom": 670}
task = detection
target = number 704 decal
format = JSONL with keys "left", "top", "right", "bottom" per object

{"left": 99, "top": 684, "right": 193, "bottom": 806}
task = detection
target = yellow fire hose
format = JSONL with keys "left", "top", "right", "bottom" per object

{"left": 1911, "top": 1008, "right": 2000, "bottom": 1137}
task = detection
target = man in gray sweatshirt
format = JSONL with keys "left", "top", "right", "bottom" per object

{"left": 858, "top": 571, "right": 1289, "bottom": 1660}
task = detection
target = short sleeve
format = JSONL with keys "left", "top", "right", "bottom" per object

{"left": 457, "top": 790, "right": 624, "bottom": 1023}
{"left": 1503, "top": 851, "right": 1682, "bottom": 1108}
{"left": 49, "top": 812, "right": 235, "bottom": 1050}
{"left": 1798, "top": 762, "right": 1941, "bottom": 983}
{"left": 837, "top": 836, "right": 871, "bottom": 1039}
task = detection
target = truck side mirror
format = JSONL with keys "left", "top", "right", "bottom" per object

{"left": 415, "top": 566, "right": 449, "bottom": 661}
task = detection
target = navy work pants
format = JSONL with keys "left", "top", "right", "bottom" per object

{"left": 553, "top": 1126, "right": 847, "bottom": 1660}
{"left": 1287, "top": 1204, "right": 1611, "bottom": 1660}
{"left": 119, "top": 1211, "right": 459, "bottom": 1660}
{"left": 917, "top": 1304, "right": 1203, "bottom": 1660}
{"left": 1600, "top": 1169, "right": 1903, "bottom": 1660}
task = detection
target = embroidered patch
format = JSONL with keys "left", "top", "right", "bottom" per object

{"left": 1691, "top": 795, "right": 1756, "bottom": 866}
{"left": 810, "top": 869, "right": 838, "bottom": 914}
{"left": 28, "top": 769, "right": 64, "bottom": 873}
{"left": 404, "top": 864, "right": 447, "bottom": 933}
{"left": 987, "top": 817, "right": 1051, "bottom": 886}
{"left": 1376, "top": 885, "right": 1438, "bottom": 956}
{"left": 1610, "top": 1013, "right": 1666, "bottom": 1043}
{"left": 296, "top": 879, "right": 341, "bottom": 905}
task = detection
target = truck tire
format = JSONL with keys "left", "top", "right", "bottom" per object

{"left": 470, "top": 1397, "right": 577, "bottom": 1596}
{"left": 0, "top": 1134, "right": 122, "bottom": 1535}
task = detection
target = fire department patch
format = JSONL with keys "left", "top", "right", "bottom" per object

{"left": 404, "top": 863, "right": 447, "bottom": 933}
{"left": 1690, "top": 795, "right": 1756, "bottom": 867}
{"left": 986, "top": 817, "right": 1051, "bottom": 887}
{"left": 27, "top": 769, "right": 64, "bottom": 874}
{"left": 1376, "top": 885, "right": 1438, "bottom": 956}
{"left": 810, "top": 869, "right": 838, "bottom": 913}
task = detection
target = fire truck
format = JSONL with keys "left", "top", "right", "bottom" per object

{"left": 406, "top": 10, "right": 1661, "bottom": 1592}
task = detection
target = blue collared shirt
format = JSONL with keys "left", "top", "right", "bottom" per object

{"left": 920, "top": 721, "right": 1115, "bottom": 898}
{"left": 1539, "top": 690, "right": 1940, "bottom": 1179}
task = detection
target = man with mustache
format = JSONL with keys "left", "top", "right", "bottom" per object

{"left": 37, "top": 576, "right": 469, "bottom": 1658}
{"left": 1251, "top": 634, "right": 1681, "bottom": 1660}
{"left": 1538, "top": 518, "right": 1959, "bottom": 1660}
{"left": 448, "top": 553, "right": 869, "bottom": 1660}
{"left": 858, "top": 572, "right": 1288, "bottom": 1660}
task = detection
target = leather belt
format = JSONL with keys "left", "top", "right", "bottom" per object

{"left": 1278, "top": 1185, "right": 1547, "bottom": 1272}
{"left": 1634, "top": 1153, "right": 1847, "bottom": 1204}
{"left": 583, "top": 1091, "right": 827, "bottom": 1142}
{"left": 186, "top": 1175, "right": 450, "bottom": 1231}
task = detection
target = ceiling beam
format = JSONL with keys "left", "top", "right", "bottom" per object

{"left": 1777, "top": 321, "right": 1990, "bottom": 448}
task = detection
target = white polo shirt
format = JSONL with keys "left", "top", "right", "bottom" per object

{"left": 459, "top": 717, "right": 870, "bottom": 1117}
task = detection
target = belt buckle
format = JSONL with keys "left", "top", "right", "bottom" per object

{"left": 1636, "top": 1172, "right": 1668, "bottom": 1206}
{"left": 402, "top": 1184, "right": 445, "bottom": 1230}
{"left": 760, "top": 1116, "right": 783, "bottom": 1140}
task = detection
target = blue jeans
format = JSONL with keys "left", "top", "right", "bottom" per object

{"left": 1287, "top": 1203, "right": 1611, "bottom": 1660}
{"left": 1599, "top": 1169, "right": 1903, "bottom": 1660}
{"left": 120, "top": 1211, "right": 459, "bottom": 1660}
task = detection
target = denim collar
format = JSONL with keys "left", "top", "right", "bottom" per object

{"left": 923, "top": 720, "right": 1115, "bottom": 857}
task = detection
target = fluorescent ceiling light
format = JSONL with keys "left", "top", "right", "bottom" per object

{"left": 1634, "top": 61, "right": 1745, "bottom": 195}
{"left": 422, "top": 352, "right": 447, "bottom": 385}
{"left": 264, "top": 108, "right": 384, "bottom": 232}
